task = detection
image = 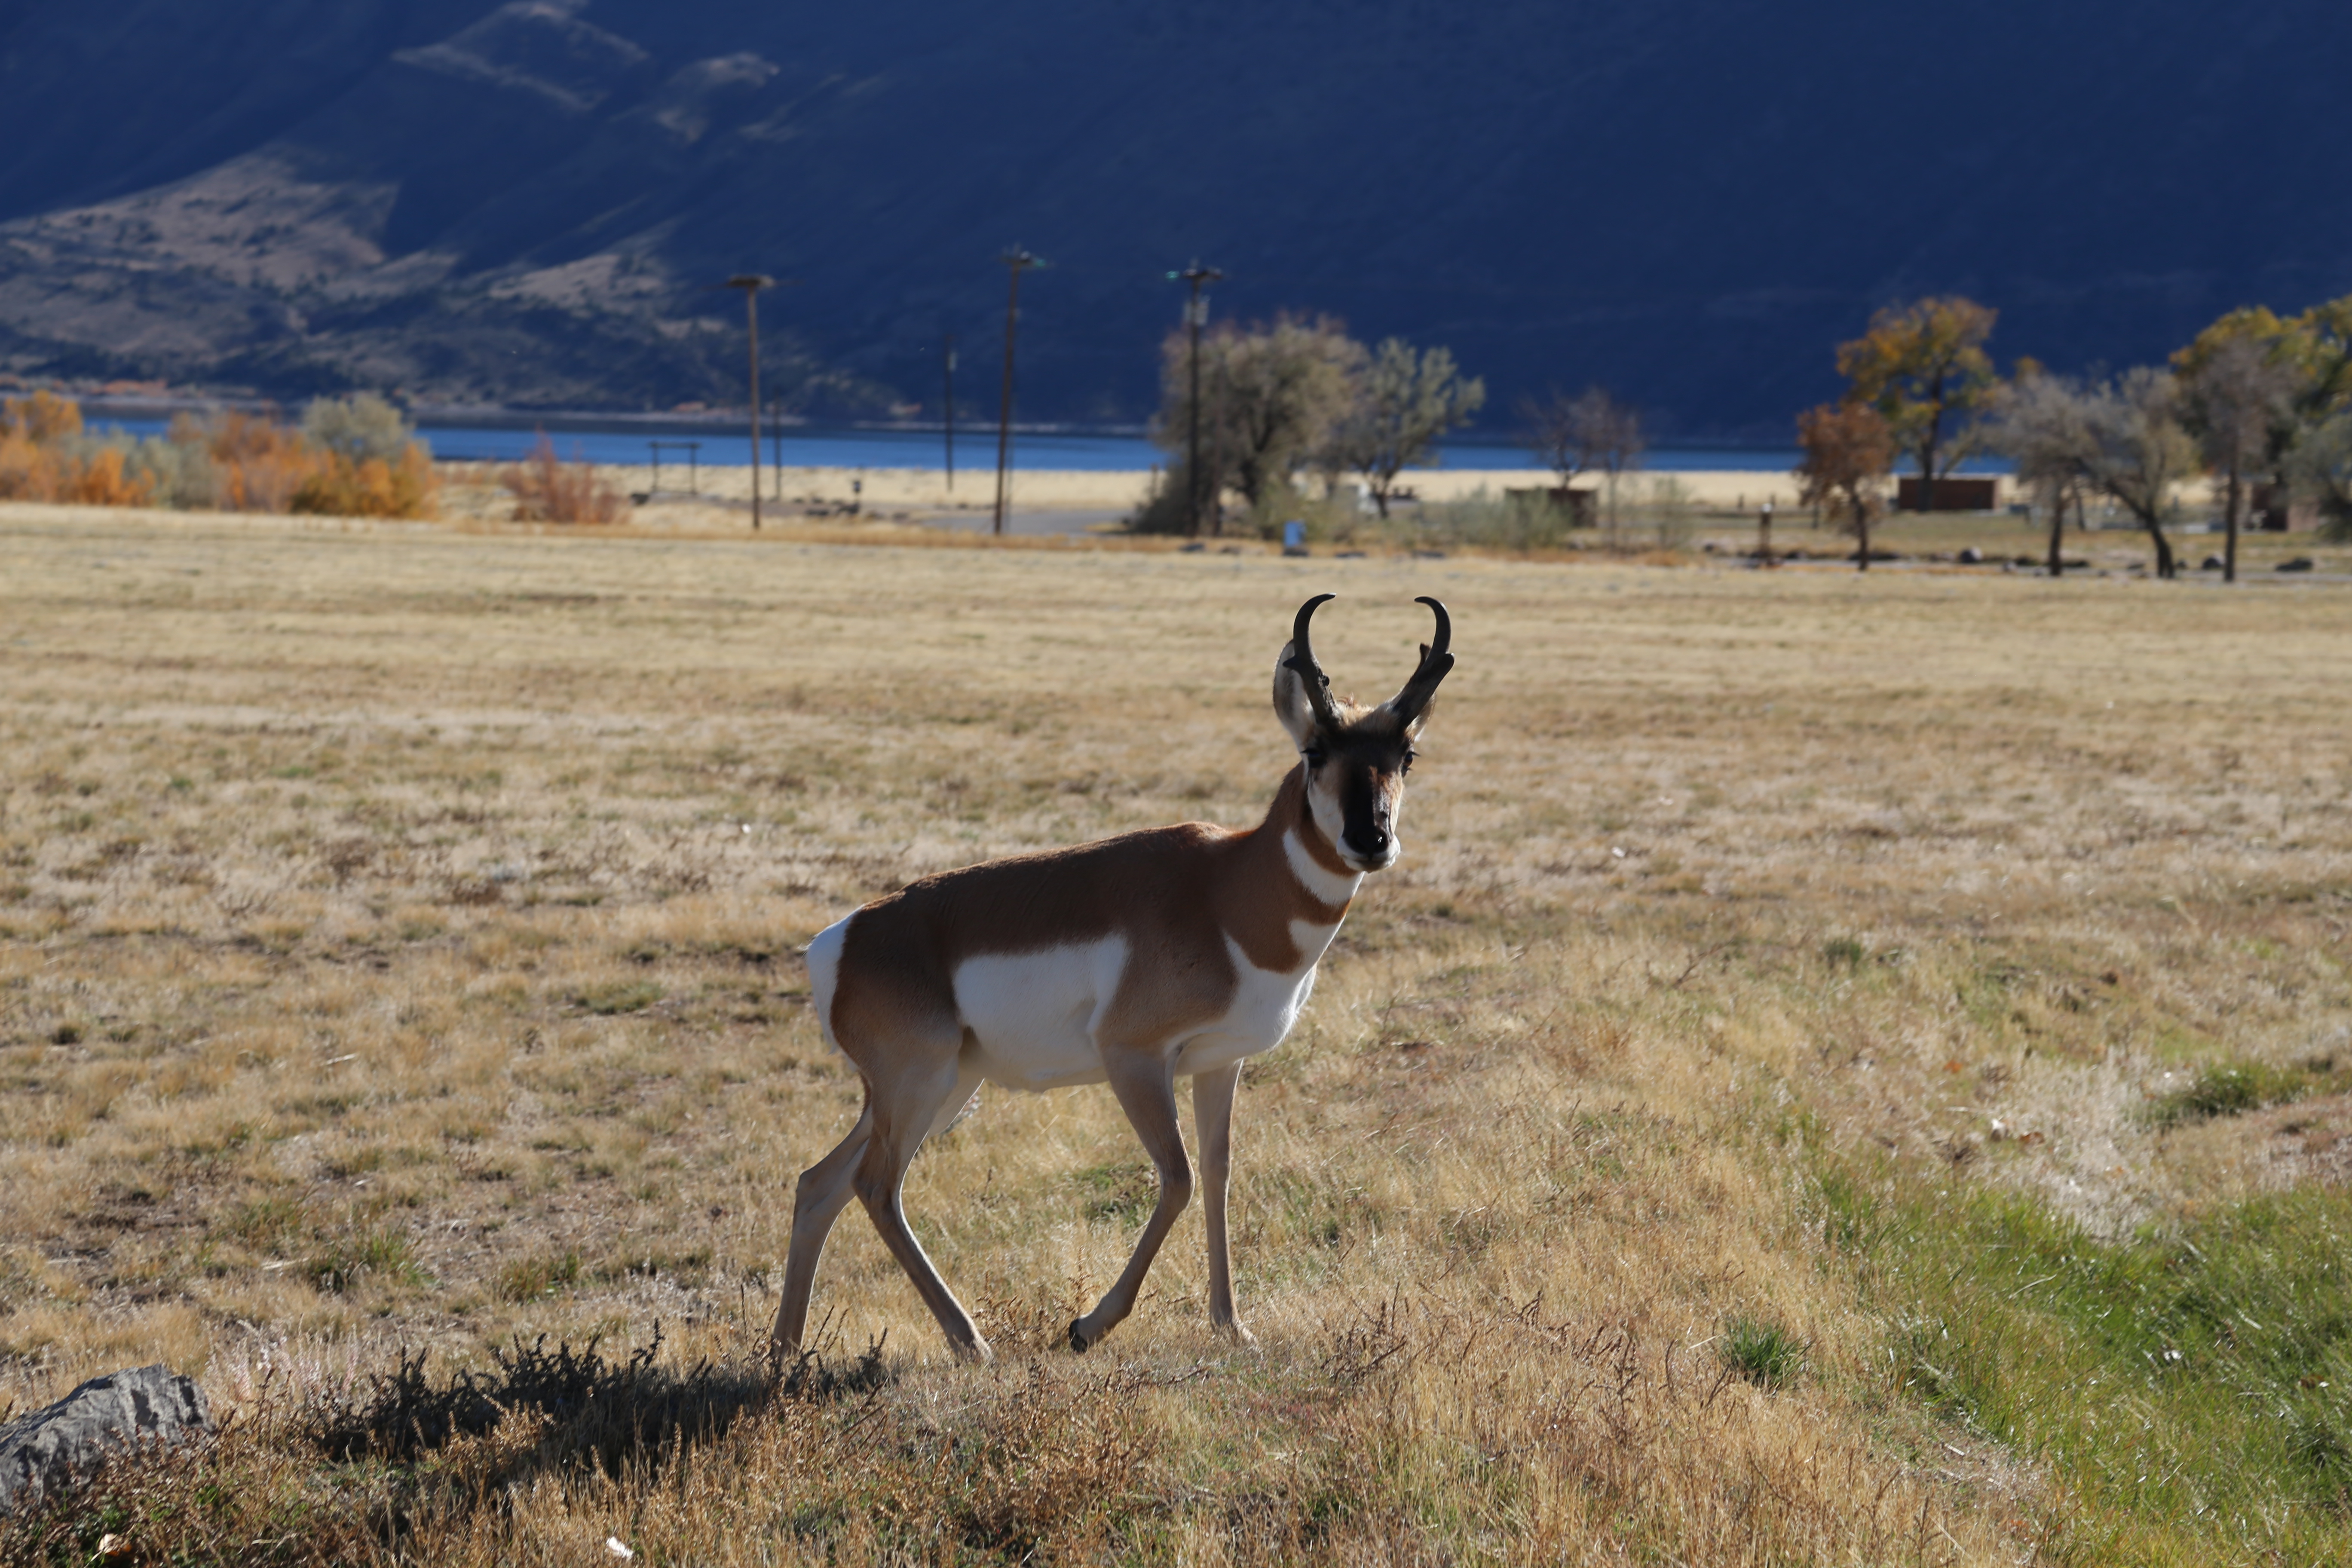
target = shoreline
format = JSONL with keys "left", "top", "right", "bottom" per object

{"left": 462, "top": 463, "right": 1851, "bottom": 514}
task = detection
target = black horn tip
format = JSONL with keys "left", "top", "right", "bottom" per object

{"left": 1384, "top": 597, "right": 1454, "bottom": 718}
{"left": 1413, "top": 596, "right": 1451, "bottom": 650}
{"left": 1286, "top": 593, "right": 1343, "bottom": 726}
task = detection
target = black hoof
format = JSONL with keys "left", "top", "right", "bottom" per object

{"left": 1068, "top": 1319, "right": 1090, "bottom": 1354}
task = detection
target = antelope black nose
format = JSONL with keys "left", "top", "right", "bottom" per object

{"left": 1361, "top": 827, "right": 1390, "bottom": 856}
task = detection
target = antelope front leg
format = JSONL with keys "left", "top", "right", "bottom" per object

{"left": 1191, "top": 1061, "right": 1255, "bottom": 1345}
{"left": 1070, "top": 1050, "right": 1191, "bottom": 1353}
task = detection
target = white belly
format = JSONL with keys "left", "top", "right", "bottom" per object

{"left": 953, "top": 935, "right": 1129, "bottom": 1090}
{"left": 820, "top": 916, "right": 1342, "bottom": 1092}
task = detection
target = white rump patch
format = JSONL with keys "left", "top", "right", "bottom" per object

{"left": 803, "top": 914, "right": 850, "bottom": 1056}
{"left": 1283, "top": 828, "right": 1363, "bottom": 908}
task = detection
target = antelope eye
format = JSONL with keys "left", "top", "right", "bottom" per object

{"left": 1400, "top": 751, "right": 1416, "bottom": 774}
{"left": 1302, "top": 747, "right": 1327, "bottom": 769}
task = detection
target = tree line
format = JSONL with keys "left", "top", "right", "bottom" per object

{"left": 1142, "top": 288, "right": 2352, "bottom": 574}
{"left": 1793, "top": 296, "right": 2352, "bottom": 578}
{"left": 0, "top": 392, "right": 638, "bottom": 524}
{"left": 0, "top": 390, "right": 438, "bottom": 518}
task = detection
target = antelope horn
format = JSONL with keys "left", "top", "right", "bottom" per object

{"left": 1386, "top": 596, "right": 1454, "bottom": 720}
{"left": 1283, "top": 593, "right": 1344, "bottom": 733}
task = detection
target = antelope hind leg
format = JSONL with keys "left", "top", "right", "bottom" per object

{"left": 851, "top": 1050, "right": 995, "bottom": 1361}
{"left": 772, "top": 1099, "right": 874, "bottom": 1357}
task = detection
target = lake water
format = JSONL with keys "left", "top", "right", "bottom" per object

{"left": 83, "top": 416, "right": 2011, "bottom": 475}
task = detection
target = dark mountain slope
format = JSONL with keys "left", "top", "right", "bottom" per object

{"left": 0, "top": 0, "right": 2342, "bottom": 435}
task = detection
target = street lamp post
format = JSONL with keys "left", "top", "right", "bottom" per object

{"left": 992, "top": 248, "right": 1041, "bottom": 536}
{"left": 1170, "top": 261, "right": 1223, "bottom": 537}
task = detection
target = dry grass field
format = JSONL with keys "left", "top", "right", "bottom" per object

{"left": 2, "top": 504, "right": 2349, "bottom": 1564}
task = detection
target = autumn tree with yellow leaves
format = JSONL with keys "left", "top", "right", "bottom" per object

{"left": 1835, "top": 297, "right": 1998, "bottom": 511}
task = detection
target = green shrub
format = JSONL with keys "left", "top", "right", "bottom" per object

{"left": 301, "top": 393, "right": 417, "bottom": 464}
{"left": 1405, "top": 487, "right": 1580, "bottom": 552}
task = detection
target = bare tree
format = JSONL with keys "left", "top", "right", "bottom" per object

{"left": 1520, "top": 386, "right": 1593, "bottom": 484}
{"left": 1795, "top": 402, "right": 1893, "bottom": 570}
{"left": 1521, "top": 386, "right": 1642, "bottom": 543}
{"left": 1992, "top": 366, "right": 2096, "bottom": 577}
{"left": 2175, "top": 329, "right": 2304, "bottom": 582}
{"left": 2078, "top": 368, "right": 2198, "bottom": 579}
{"left": 1324, "top": 339, "right": 1484, "bottom": 517}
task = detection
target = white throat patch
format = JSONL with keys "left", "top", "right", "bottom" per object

{"left": 1283, "top": 827, "right": 1362, "bottom": 908}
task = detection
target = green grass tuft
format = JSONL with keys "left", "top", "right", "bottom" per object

{"left": 305, "top": 1226, "right": 425, "bottom": 1293}
{"left": 576, "top": 979, "right": 663, "bottom": 1015}
{"left": 494, "top": 1249, "right": 582, "bottom": 1302}
{"left": 1720, "top": 1314, "right": 1806, "bottom": 1388}
{"left": 2142, "top": 1058, "right": 2337, "bottom": 1128}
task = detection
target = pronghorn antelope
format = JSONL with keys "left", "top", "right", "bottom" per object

{"left": 776, "top": 594, "right": 1453, "bottom": 1360}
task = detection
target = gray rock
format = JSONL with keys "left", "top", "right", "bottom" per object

{"left": 0, "top": 1365, "right": 211, "bottom": 1514}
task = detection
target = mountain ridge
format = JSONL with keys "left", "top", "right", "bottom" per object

{"left": 0, "top": 0, "right": 2344, "bottom": 437}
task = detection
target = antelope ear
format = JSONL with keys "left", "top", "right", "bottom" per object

{"left": 1272, "top": 640, "right": 1322, "bottom": 750}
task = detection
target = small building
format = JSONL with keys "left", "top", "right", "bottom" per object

{"left": 2249, "top": 481, "right": 2312, "bottom": 532}
{"left": 1896, "top": 476, "right": 2000, "bottom": 512}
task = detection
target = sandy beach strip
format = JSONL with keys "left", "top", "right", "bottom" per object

{"left": 464, "top": 462, "right": 1864, "bottom": 514}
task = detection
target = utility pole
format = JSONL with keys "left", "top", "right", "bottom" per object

{"left": 726, "top": 274, "right": 772, "bottom": 530}
{"left": 1170, "top": 261, "right": 1223, "bottom": 537}
{"left": 943, "top": 332, "right": 956, "bottom": 492}
{"left": 992, "top": 248, "right": 1040, "bottom": 536}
